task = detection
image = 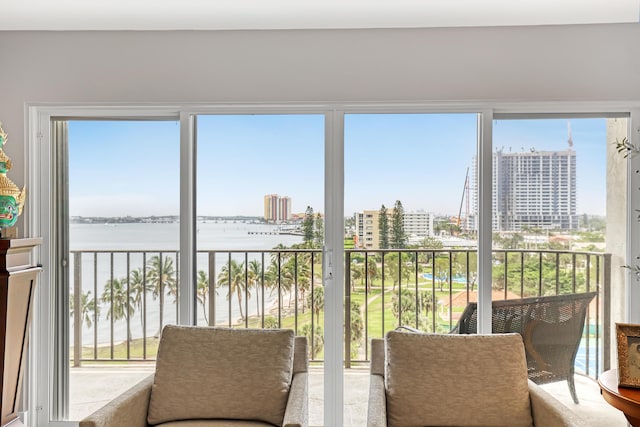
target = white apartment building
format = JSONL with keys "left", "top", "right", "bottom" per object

{"left": 403, "top": 210, "right": 435, "bottom": 242}
{"left": 354, "top": 209, "right": 434, "bottom": 249}
{"left": 354, "top": 210, "right": 378, "bottom": 249}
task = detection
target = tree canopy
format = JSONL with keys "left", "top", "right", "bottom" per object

{"left": 391, "top": 200, "right": 407, "bottom": 248}
{"left": 302, "top": 206, "right": 315, "bottom": 246}
{"left": 379, "top": 204, "right": 389, "bottom": 249}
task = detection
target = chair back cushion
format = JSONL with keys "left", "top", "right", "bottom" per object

{"left": 147, "top": 326, "right": 295, "bottom": 426}
{"left": 385, "top": 331, "right": 533, "bottom": 427}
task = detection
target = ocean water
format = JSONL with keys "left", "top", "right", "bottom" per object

{"left": 70, "top": 222, "right": 304, "bottom": 345}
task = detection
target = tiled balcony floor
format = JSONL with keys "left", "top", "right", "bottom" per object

{"left": 70, "top": 365, "right": 627, "bottom": 426}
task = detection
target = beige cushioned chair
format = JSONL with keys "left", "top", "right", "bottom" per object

{"left": 368, "top": 330, "right": 588, "bottom": 427}
{"left": 80, "top": 326, "right": 308, "bottom": 427}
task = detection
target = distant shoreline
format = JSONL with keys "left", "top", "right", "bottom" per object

{"left": 71, "top": 215, "right": 266, "bottom": 225}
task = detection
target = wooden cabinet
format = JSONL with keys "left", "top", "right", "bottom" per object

{"left": 0, "top": 238, "right": 41, "bottom": 427}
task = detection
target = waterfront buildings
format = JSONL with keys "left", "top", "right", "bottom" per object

{"left": 354, "top": 209, "right": 434, "bottom": 249}
{"left": 404, "top": 210, "right": 435, "bottom": 243}
{"left": 471, "top": 149, "right": 577, "bottom": 232}
{"left": 263, "top": 194, "right": 292, "bottom": 222}
{"left": 354, "top": 210, "right": 377, "bottom": 249}
{"left": 279, "top": 196, "right": 292, "bottom": 221}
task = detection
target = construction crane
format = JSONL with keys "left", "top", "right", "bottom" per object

{"left": 456, "top": 167, "right": 470, "bottom": 229}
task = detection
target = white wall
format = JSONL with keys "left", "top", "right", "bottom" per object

{"left": 607, "top": 118, "right": 629, "bottom": 356}
{"left": 1, "top": 24, "right": 640, "bottom": 203}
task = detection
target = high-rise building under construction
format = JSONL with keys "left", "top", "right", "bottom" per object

{"left": 471, "top": 149, "right": 577, "bottom": 231}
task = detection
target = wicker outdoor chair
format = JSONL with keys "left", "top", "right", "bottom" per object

{"left": 452, "top": 292, "right": 596, "bottom": 404}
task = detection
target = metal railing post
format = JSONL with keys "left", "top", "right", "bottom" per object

{"left": 398, "top": 251, "right": 402, "bottom": 327}
{"left": 209, "top": 251, "right": 216, "bottom": 326}
{"left": 73, "top": 252, "right": 81, "bottom": 367}
{"left": 345, "top": 251, "right": 351, "bottom": 369}
{"left": 603, "top": 253, "right": 612, "bottom": 372}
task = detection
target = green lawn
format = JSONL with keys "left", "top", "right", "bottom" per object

{"left": 75, "top": 336, "right": 160, "bottom": 361}
{"left": 74, "top": 281, "right": 467, "bottom": 364}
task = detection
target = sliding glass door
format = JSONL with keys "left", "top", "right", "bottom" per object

{"left": 195, "top": 114, "right": 325, "bottom": 425}
{"left": 490, "top": 116, "right": 628, "bottom": 386}
{"left": 343, "top": 113, "right": 480, "bottom": 422}
{"left": 33, "top": 106, "right": 634, "bottom": 427}
{"left": 63, "top": 119, "right": 180, "bottom": 420}
{"left": 194, "top": 114, "right": 326, "bottom": 424}
{"left": 194, "top": 115, "right": 324, "bottom": 322}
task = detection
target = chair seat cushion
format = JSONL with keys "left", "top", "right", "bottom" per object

{"left": 385, "top": 331, "right": 533, "bottom": 427}
{"left": 147, "top": 326, "right": 294, "bottom": 426}
{"left": 157, "top": 420, "right": 276, "bottom": 427}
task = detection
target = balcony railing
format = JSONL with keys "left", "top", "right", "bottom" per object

{"left": 70, "top": 248, "right": 610, "bottom": 379}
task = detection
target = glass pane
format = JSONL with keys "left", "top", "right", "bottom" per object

{"left": 344, "top": 113, "right": 479, "bottom": 426}
{"left": 195, "top": 114, "right": 324, "bottom": 425}
{"left": 66, "top": 120, "right": 180, "bottom": 421}
{"left": 489, "top": 117, "right": 626, "bottom": 403}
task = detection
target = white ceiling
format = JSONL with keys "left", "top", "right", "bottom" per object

{"left": 2, "top": 0, "right": 639, "bottom": 31}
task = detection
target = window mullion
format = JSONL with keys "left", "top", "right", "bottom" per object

{"left": 477, "top": 110, "right": 493, "bottom": 334}
{"left": 179, "top": 112, "right": 197, "bottom": 326}
{"left": 324, "top": 109, "right": 344, "bottom": 426}
{"left": 30, "top": 110, "right": 54, "bottom": 427}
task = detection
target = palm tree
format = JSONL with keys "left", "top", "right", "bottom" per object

{"left": 270, "top": 245, "right": 293, "bottom": 274}
{"left": 70, "top": 290, "right": 100, "bottom": 329}
{"left": 294, "top": 255, "right": 312, "bottom": 313}
{"left": 196, "top": 270, "right": 211, "bottom": 324}
{"left": 349, "top": 301, "right": 364, "bottom": 358}
{"left": 69, "top": 290, "right": 100, "bottom": 366}
{"left": 366, "top": 256, "right": 379, "bottom": 292}
{"left": 301, "top": 323, "right": 324, "bottom": 359}
{"left": 385, "top": 253, "right": 406, "bottom": 291}
{"left": 434, "top": 255, "right": 451, "bottom": 292}
{"left": 264, "top": 258, "right": 281, "bottom": 304}
{"left": 307, "top": 285, "right": 324, "bottom": 325}
{"left": 270, "top": 244, "right": 288, "bottom": 259}
{"left": 247, "top": 259, "right": 262, "bottom": 316}
{"left": 419, "top": 290, "right": 434, "bottom": 317}
{"left": 263, "top": 316, "right": 279, "bottom": 328}
{"left": 217, "top": 259, "right": 249, "bottom": 321}
{"left": 280, "top": 257, "right": 296, "bottom": 307}
{"left": 146, "top": 255, "right": 177, "bottom": 335}
{"left": 128, "top": 268, "right": 146, "bottom": 331}
{"left": 101, "top": 277, "right": 135, "bottom": 342}
{"left": 350, "top": 260, "right": 365, "bottom": 292}
{"left": 391, "top": 288, "right": 420, "bottom": 327}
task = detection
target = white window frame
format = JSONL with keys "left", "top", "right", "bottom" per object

{"left": 26, "top": 102, "right": 640, "bottom": 427}
{"left": 27, "top": 106, "right": 182, "bottom": 427}
{"left": 628, "top": 108, "right": 640, "bottom": 324}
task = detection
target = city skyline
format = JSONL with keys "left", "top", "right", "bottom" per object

{"left": 68, "top": 115, "right": 609, "bottom": 219}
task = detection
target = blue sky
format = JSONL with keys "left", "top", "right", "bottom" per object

{"left": 68, "top": 114, "right": 608, "bottom": 218}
